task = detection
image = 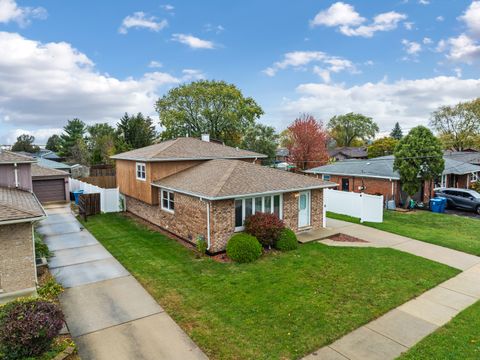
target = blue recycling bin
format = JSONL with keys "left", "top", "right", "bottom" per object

{"left": 430, "top": 198, "right": 443, "bottom": 213}
{"left": 73, "top": 190, "right": 84, "bottom": 205}
{"left": 436, "top": 197, "right": 447, "bottom": 213}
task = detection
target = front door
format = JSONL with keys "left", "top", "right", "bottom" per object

{"left": 341, "top": 178, "right": 349, "bottom": 191}
{"left": 298, "top": 191, "right": 311, "bottom": 228}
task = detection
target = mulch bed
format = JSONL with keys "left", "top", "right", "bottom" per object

{"left": 329, "top": 233, "right": 369, "bottom": 243}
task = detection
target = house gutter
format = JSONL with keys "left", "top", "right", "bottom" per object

{"left": 0, "top": 216, "right": 46, "bottom": 226}
{"left": 14, "top": 163, "right": 18, "bottom": 187}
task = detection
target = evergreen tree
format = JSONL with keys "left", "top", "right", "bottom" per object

{"left": 59, "top": 119, "right": 87, "bottom": 159}
{"left": 390, "top": 122, "right": 403, "bottom": 140}
{"left": 117, "top": 113, "right": 157, "bottom": 150}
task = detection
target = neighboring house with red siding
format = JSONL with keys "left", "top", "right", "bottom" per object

{"left": 112, "top": 136, "right": 336, "bottom": 253}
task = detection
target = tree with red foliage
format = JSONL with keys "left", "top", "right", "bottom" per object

{"left": 286, "top": 114, "right": 329, "bottom": 170}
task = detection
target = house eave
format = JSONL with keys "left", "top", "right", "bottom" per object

{"left": 111, "top": 155, "right": 267, "bottom": 162}
{"left": 0, "top": 215, "right": 46, "bottom": 226}
{"left": 304, "top": 170, "right": 400, "bottom": 181}
{"left": 151, "top": 182, "right": 337, "bottom": 201}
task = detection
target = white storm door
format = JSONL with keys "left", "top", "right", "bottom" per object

{"left": 298, "top": 191, "right": 311, "bottom": 228}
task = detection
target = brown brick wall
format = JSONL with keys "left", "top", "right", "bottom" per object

{"left": 0, "top": 223, "right": 36, "bottom": 293}
{"left": 125, "top": 188, "right": 326, "bottom": 252}
{"left": 126, "top": 193, "right": 208, "bottom": 243}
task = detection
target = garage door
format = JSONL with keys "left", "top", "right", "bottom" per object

{"left": 33, "top": 179, "right": 66, "bottom": 203}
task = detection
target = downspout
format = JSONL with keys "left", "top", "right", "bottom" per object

{"left": 206, "top": 200, "right": 211, "bottom": 251}
{"left": 14, "top": 163, "right": 19, "bottom": 187}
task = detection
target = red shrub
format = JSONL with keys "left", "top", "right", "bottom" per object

{"left": 244, "top": 212, "right": 285, "bottom": 248}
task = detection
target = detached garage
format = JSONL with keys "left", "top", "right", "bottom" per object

{"left": 31, "top": 164, "right": 70, "bottom": 204}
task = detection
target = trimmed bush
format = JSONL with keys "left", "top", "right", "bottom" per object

{"left": 244, "top": 212, "right": 284, "bottom": 248}
{"left": 226, "top": 233, "right": 262, "bottom": 263}
{"left": 275, "top": 228, "right": 298, "bottom": 251}
{"left": 0, "top": 298, "right": 64, "bottom": 360}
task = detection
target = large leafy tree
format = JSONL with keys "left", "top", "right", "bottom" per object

{"left": 156, "top": 80, "right": 264, "bottom": 146}
{"left": 393, "top": 126, "right": 444, "bottom": 201}
{"left": 367, "top": 137, "right": 398, "bottom": 158}
{"left": 327, "top": 113, "right": 379, "bottom": 147}
{"left": 241, "top": 123, "right": 278, "bottom": 162}
{"left": 286, "top": 114, "right": 329, "bottom": 170}
{"left": 11, "top": 134, "right": 39, "bottom": 153}
{"left": 390, "top": 122, "right": 403, "bottom": 140}
{"left": 117, "top": 113, "right": 157, "bottom": 151}
{"left": 87, "top": 123, "right": 117, "bottom": 164}
{"left": 45, "top": 134, "right": 61, "bottom": 152}
{"left": 59, "top": 119, "right": 87, "bottom": 159}
{"left": 430, "top": 98, "right": 480, "bottom": 151}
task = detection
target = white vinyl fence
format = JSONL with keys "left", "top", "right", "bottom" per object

{"left": 69, "top": 178, "right": 121, "bottom": 213}
{"left": 323, "top": 189, "right": 383, "bottom": 224}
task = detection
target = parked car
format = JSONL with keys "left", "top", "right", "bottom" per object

{"left": 434, "top": 188, "right": 480, "bottom": 214}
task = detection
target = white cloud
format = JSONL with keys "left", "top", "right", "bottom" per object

{"left": 418, "top": 0, "right": 430, "bottom": 5}
{"left": 339, "top": 11, "right": 407, "bottom": 37}
{"left": 181, "top": 69, "right": 205, "bottom": 81}
{"left": 278, "top": 76, "right": 480, "bottom": 132}
{"left": 263, "top": 51, "right": 357, "bottom": 81}
{"left": 404, "top": 22, "right": 414, "bottom": 30}
{"left": 454, "top": 67, "right": 462, "bottom": 77}
{"left": 402, "top": 39, "right": 422, "bottom": 55}
{"left": 311, "top": 2, "right": 406, "bottom": 38}
{"left": 443, "top": 34, "right": 480, "bottom": 63}
{"left": 160, "top": 4, "right": 174, "bottom": 12}
{"left": 459, "top": 1, "right": 480, "bottom": 37}
{"left": 119, "top": 12, "right": 168, "bottom": 34}
{"left": 0, "top": 0, "right": 46, "bottom": 26}
{"left": 436, "top": 15, "right": 445, "bottom": 22}
{"left": 0, "top": 31, "right": 182, "bottom": 142}
{"left": 423, "top": 37, "right": 433, "bottom": 44}
{"left": 310, "top": 2, "right": 365, "bottom": 27}
{"left": 4, "top": 128, "right": 62, "bottom": 145}
{"left": 148, "top": 60, "right": 163, "bottom": 68}
{"left": 171, "top": 33, "right": 215, "bottom": 49}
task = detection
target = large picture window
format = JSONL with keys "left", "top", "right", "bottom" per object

{"left": 234, "top": 194, "right": 282, "bottom": 231}
{"left": 161, "top": 190, "right": 175, "bottom": 212}
{"left": 136, "top": 162, "right": 146, "bottom": 180}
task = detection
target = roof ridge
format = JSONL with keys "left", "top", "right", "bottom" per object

{"left": 210, "top": 159, "right": 239, "bottom": 197}
{"left": 152, "top": 138, "right": 179, "bottom": 158}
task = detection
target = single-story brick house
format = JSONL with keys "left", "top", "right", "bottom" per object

{"left": 305, "top": 155, "right": 480, "bottom": 206}
{"left": 112, "top": 137, "right": 336, "bottom": 253}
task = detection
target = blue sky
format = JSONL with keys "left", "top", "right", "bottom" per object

{"left": 1, "top": 0, "right": 480, "bottom": 144}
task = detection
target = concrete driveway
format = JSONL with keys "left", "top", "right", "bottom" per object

{"left": 37, "top": 204, "right": 207, "bottom": 360}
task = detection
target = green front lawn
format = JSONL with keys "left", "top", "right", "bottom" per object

{"left": 328, "top": 210, "right": 480, "bottom": 256}
{"left": 81, "top": 213, "right": 458, "bottom": 360}
{"left": 399, "top": 300, "right": 480, "bottom": 359}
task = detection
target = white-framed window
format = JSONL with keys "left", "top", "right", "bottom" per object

{"left": 136, "top": 162, "right": 146, "bottom": 181}
{"left": 161, "top": 189, "right": 175, "bottom": 212}
{"left": 322, "top": 174, "right": 331, "bottom": 181}
{"left": 440, "top": 174, "right": 448, "bottom": 187}
{"left": 471, "top": 172, "right": 479, "bottom": 182}
{"left": 234, "top": 194, "right": 283, "bottom": 231}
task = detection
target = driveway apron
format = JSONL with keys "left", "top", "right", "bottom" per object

{"left": 38, "top": 204, "right": 207, "bottom": 360}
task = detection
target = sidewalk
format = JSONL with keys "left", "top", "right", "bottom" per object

{"left": 37, "top": 204, "right": 207, "bottom": 360}
{"left": 302, "top": 218, "right": 480, "bottom": 360}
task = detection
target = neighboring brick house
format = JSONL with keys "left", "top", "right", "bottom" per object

{"left": 305, "top": 155, "right": 480, "bottom": 206}
{"left": 112, "top": 137, "right": 336, "bottom": 253}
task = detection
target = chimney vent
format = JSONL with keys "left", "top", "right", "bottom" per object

{"left": 201, "top": 134, "right": 210, "bottom": 142}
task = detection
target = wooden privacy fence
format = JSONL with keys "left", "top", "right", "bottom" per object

{"left": 90, "top": 165, "right": 116, "bottom": 177}
{"left": 70, "top": 178, "right": 121, "bottom": 213}
{"left": 79, "top": 176, "right": 117, "bottom": 188}
{"left": 79, "top": 193, "right": 101, "bottom": 220}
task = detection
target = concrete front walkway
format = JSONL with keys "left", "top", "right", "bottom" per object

{"left": 302, "top": 218, "right": 480, "bottom": 360}
{"left": 37, "top": 204, "right": 207, "bottom": 360}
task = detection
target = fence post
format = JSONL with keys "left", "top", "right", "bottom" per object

{"left": 360, "top": 192, "right": 364, "bottom": 223}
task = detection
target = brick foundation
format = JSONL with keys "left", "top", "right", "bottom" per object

{"left": 0, "top": 223, "right": 36, "bottom": 293}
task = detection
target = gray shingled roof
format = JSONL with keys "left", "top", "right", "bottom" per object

{"left": 444, "top": 151, "right": 480, "bottom": 165}
{"left": 111, "top": 137, "right": 267, "bottom": 162}
{"left": 31, "top": 163, "right": 69, "bottom": 178}
{"left": 153, "top": 159, "right": 336, "bottom": 200}
{"left": 0, "top": 150, "right": 36, "bottom": 164}
{"left": 36, "top": 157, "right": 71, "bottom": 171}
{"left": 328, "top": 147, "right": 368, "bottom": 158}
{"left": 0, "top": 187, "right": 45, "bottom": 223}
{"left": 305, "top": 155, "right": 480, "bottom": 178}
